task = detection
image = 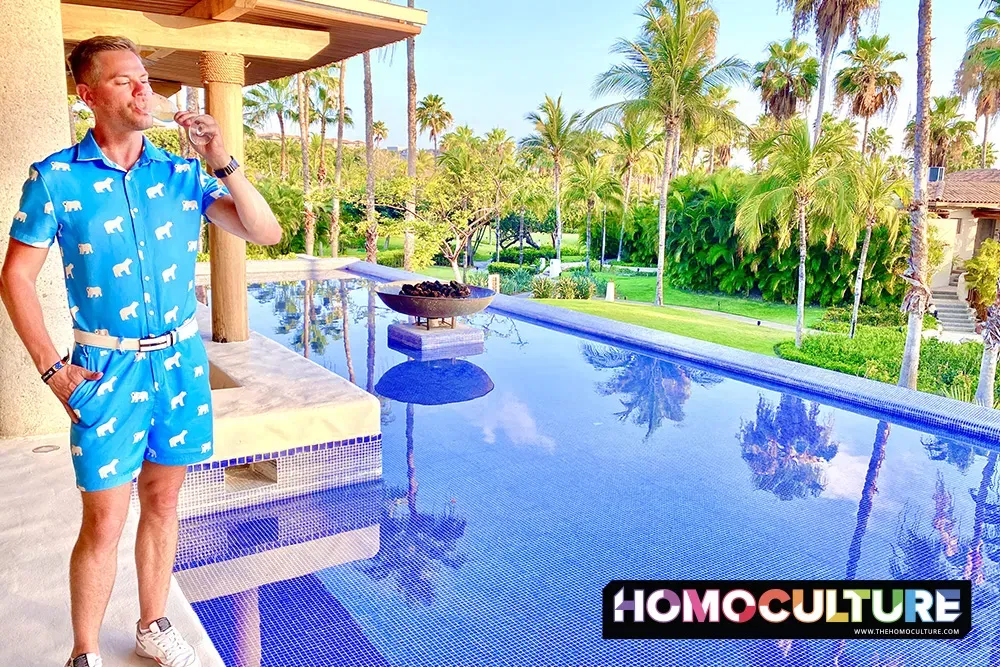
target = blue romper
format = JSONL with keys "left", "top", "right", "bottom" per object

{"left": 9, "top": 130, "right": 230, "bottom": 492}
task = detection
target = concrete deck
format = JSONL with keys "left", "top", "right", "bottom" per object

{"left": 0, "top": 432, "right": 223, "bottom": 666}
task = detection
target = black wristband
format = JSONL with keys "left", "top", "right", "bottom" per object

{"left": 213, "top": 156, "right": 239, "bottom": 179}
{"left": 41, "top": 353, "right": 69, "bottom": 384}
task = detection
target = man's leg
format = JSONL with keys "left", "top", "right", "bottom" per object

{"left": 70, "top": 484, "right": 133, "bottom": 657}
{"left": 135, "top": 461, "right": 187, "bottom": 626}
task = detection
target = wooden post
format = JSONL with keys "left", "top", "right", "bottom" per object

{"left": 200, "top": 51, "right": 249, "bottom": 342}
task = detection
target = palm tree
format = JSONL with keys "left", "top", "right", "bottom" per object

{"left": 899, "top": 0, "right": 933, "bottom": 390}
{"left": 363, "top": 51, "right": 377, "bottom": 263}
{"left": 780, "top": 0, "right": 880, "bottom": 144}
{"left": 519, "top": 94, "right": 583, "bottom": 264}
{"left": 405, "top": 7, "right": 418, "bottom": 273}
{"left": 296, "top": 73, "right": 316, "bottom": 255}
{"left": 735, "top": 118, "right": 856, "bottom": 347}
{"left": 753, "top": 38, "right": 820, "bottom": 123}
{"left": 331, "top": 60, "right": 348, "bottom": 258}
{"left": 373, "top": 120, "right": 388, "bottom": 147}
{"left": 484, "top": 128, "right": 517, "bottom": 262}
{"left": 960, "top": 5, "right": 1000, "bottom": 170}
{"left": 566, "top": 158, "right": 622, "bottom": 274}
{"left": 903, "top": 95, "right": 977, "bottom": 171}
{"left": 593, "top": 0, "right": 747, "bottom": 306}
{"left": 310, "top": 65, "right": 351, "bottom": 184}
{"left": 608, "top": 113, "right": 660, "bottom": 262}
{"left": 244, "top": 77, "right": 295, "bottom": 179}
{"left": 833, "top": 34, "right": 905, "bottom": 153}
{"left": 415, "top": 93, "right": 453, "bottom": 154}
{"left": 849, "top": 156, "right": 911, "bottom": 337}
{"left": 738, "top": 394, "right": 840, "bottom": 500}
{"left": 865, "top": 125, "right": 892, "bottom": 156}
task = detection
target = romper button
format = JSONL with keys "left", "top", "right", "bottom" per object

{"left": 144, "top": 276, "right": 150, "bottom": 282}
{"left": 131, "top": 208, "right": 138, "bottom": 214}
{"left": 126, "top": 174, "right": 131, "bottom": 181}
{"left": 148, "top": 310, "right": 155, "bottom": 316}
{"left": 139, "top": 241, "right": 145, "bottom": 247}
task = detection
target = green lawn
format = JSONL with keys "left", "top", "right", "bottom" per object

{"left": 589, "top": 271, "right": 825, "bottom": 327}
{"left": 539, "top": 299, "right": 789, "bottom": 357}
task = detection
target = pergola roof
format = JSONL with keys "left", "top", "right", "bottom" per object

{"left": 62, "top": 0, "right": 426, "bottom": 93}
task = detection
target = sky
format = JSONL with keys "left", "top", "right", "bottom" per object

{"left": 327, "top": 0, "right": 984, "bottom": 158}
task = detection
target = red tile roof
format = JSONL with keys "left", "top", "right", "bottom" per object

{"left": 931, "top": 169, "right": 1000, "bottom": 206}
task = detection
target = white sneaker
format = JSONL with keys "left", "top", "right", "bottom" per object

{"left": 66, "top": 655, "right": 102, "bottom": 667}
{"left": 135, "top": 617, "right": 201, "bottom": 667}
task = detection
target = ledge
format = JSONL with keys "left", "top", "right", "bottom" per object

{"left": 196, "top": 302, "right": 381, "bottom": 463}
{"left": 345, "top": 260, "right": 1000, "bottom": 446}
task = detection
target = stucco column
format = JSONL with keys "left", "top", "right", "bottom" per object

{"left": 200, "top": 52, "right": 248, "bottom": 343}
{"left": 0, "top": 0, "right": 74, "bottom": 437}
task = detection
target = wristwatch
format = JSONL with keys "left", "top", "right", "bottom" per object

{"left": 213, "top": 156, "right": 240, "bottom": 179}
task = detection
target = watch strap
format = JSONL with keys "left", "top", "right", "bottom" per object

{"left": 213, "top": 156, "right": 239, "bottom": 179}
{"left": 41, "top": 353, "right": 70, "bottom": 384}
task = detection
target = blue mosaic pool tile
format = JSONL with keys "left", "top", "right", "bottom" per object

{"left": 184, "top": 434, "right": 382, "bottom": 473}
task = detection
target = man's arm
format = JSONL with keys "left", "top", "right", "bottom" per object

{"left": 1, "top": 241, "right": 65, "bottom": 373}
{"left": 203, "top": 169, "right": 282, "bottom": 246}
{"left": 0, "top": 240, "right": 102, "bottom": 423}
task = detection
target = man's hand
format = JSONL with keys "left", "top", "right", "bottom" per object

{"left": 47, "top": 364, "right": 103, "bottom": 424}
{"left": 173, "top": 111, "right": 230, "bottom": 171}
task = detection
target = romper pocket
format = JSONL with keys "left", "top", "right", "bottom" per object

{"left": 66, "top": 344, "right": 102, "bottom": 410}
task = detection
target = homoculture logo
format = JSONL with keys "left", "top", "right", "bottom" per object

{"left": 602, "top": 580, "right": 971, "bottom": 640}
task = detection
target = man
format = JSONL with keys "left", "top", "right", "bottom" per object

{"left": 0, "top": 36, "right": 280, "bottom": 667}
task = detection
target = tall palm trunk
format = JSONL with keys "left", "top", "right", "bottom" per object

{"left": 900, "top": 0, "right": 933, "bottom": 389}
{"left": 795, "top": 197, "right": 807, "bottom": 348}
{"left": 404, "top": 8, "right": 417, "bottom": 272}
{"left": 975, "top": 273, "right": 1000, "bottom": 406}
{"left": 655, "top": 117, "right": 677, "bottom": 307}
{"left": 965, "top": 451, "right": 999, "bottom": 585}
{"left": 518, "top": 208, "right": 525, "bottom": 265}
{"left": 618, "top": 165, "right": 632, "bottom": 262}
{"left": 303, "top": 280, "right": 312, "bottom": 358}
{"left": 318, "top": 112, "right": 328, "bottom": 184}
{"left": 861, "top": 116, "right": 870, "bottom": 155}
{"left": 845, "top": 421, "right": 891, "bottom": 580}
{"left": 297, "top": 73, "right": 315, "bottom": 256}
{"left": 708, "top": 144, "right": 716, "bottom": 174}
{"left": 585, "top": 198, "right": 593, "bottom": 275}
{"left": 814, "top": 31, "right": 836, "bottom": 145}
{"left": 554, "top": 162, "right": 564, "bottom": 263}
{"left": 367, "top": 288, "right": 376, "bottom": 394}
{"left": 331, "top": 60, "right": 346, "bottom": 259}
{"left": 671, "top": 126, "right": 681, "bottom": 179}
{"left": 278, "top": 115, "right": 289, "bottom": 180}
{"left": 849, "top": 220, "right": 875, "bottom": 339}
{"left": 983, "top": 114, "right": 991, "bottom": 169}
{"left": 340, "top": 280, "right": 355, "bottom": 384}
{"left": 600, "top": 204, "right": 607, "bottom": 271}
{"left": 363, "top": 52, "right": 378, "bottom": 263}
{"left": 68, "top": 98, "right": 77, "bottom": 146}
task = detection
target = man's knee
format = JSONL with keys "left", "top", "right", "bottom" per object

{"left": 138, "top": 477, "right": 182, "bottom": 519}
{"left": 79, "top": 505, "right": 127, "bottom": 551}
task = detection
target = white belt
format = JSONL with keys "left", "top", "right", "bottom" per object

{"left": 73, "top": 318, "right": 199, "bottom": 352}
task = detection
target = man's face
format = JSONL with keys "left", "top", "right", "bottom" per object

{"left": 77, "top": 50, "right": 154, "bottom": 132}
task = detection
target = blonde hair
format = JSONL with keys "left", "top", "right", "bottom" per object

{"left": 68, "top": 36, "right": 140, "bottom": 86}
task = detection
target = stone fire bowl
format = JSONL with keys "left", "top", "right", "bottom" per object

{"left": 375, "top": 281, "right": 495, "bottom": 320}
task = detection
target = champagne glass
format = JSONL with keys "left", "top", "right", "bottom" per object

{"left": 141, "top": 92, "right": 213, "bottom": 146}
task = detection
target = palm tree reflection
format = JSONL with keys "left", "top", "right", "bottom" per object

{"left": 582, "top": 344, "right": 722, "bottom": 439}
{"left": 737, "top": 394, "right": 839, "bottom": 500}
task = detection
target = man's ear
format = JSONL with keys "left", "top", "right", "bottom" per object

{"left": 75, "top": 82, "right": 93, "bottom": 109}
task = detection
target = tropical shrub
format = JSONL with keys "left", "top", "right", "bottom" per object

{"left": 817, "top": 306, "right": 937, "bottom": 331}
{"left": 555, "top": 276, "right": 578, "bottom": 300}
{"left": 776, "top": 327, "right": 998, "bottom": 403}
{"left": 964, "top": 239, "right": 1000, "bottom": 318}
{"left": 501, "top": 268, "right": 536, "bottom": 295}
{"left": 378, "top": 249, "right": 406, "bottom": 268}
{"left": 498, "top": 247, "right": 557, "bottom": 263}
{"left": 572, "top": 275, "right": 597, "bottom": 299}
{"left": 465, "top": 270, "right": 489, "bottom": 287}
{"left": 487, "top": 262, "right": 526, "bottom": 276}
{"left": 621, "top": 170, "right": 909, "bottom": 307}
{"left": 531, "top": 276, "right": 555, "bottom": 299}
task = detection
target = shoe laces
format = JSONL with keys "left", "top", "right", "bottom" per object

{"left": 148, "top": 625, "right": 190, "bottom": 663}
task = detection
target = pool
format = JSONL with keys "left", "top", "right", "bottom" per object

{"left": 183, "top": 276, "right": 999, "bottom": 666}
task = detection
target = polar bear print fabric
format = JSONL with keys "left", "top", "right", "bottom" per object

{"left": 14, "top": 131, "right": 224, "bottom": 491}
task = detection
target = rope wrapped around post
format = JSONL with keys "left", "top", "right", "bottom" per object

{"left": 199, "top": 52, "right": 245, "bottom": 87}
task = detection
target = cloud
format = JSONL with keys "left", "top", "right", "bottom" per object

{"left": 476, "top": 391, "right": 556, "bottom": 453}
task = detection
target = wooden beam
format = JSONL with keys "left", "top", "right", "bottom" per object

{"left": 62, "top": 4, "right": 330, "bottom": 62}
{"left": 255, "top": 0, "right": 425, "bottom": 30}
{"left": 183, "top": 0, "right": 258, "bottom": 21}
{"left": 66, "top": 74, "right": 180, "bottom": 98}
{"left": 140, "top": 48, "right": 176, "bottom": 63}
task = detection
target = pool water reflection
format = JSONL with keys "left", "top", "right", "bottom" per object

{"left": 185, "top": 277, "right": 999, "bottom": 667}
